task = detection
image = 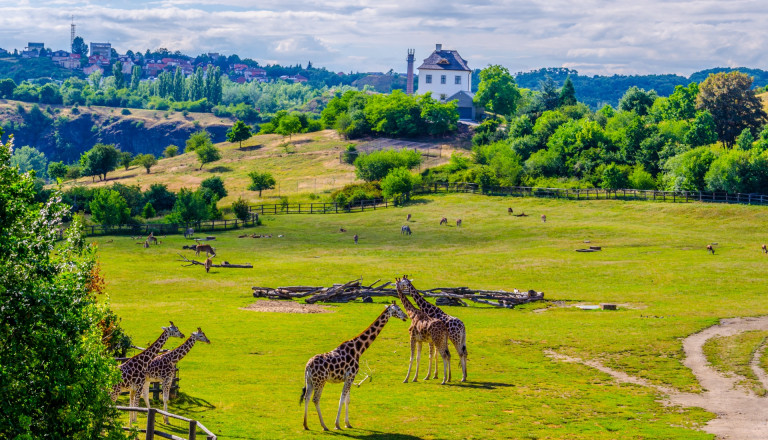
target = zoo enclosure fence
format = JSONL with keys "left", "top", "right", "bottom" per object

{"left": 415, "top": 182, "right": 768, "bottom": 206}
{"left": 116, "top": 406, "right": 216, "bottom": 440}
{"left": 81, "top": 215, "right": 260, "bottom": 237}
{"left": 248, "top": 197, "right": 398, "bottom": 215}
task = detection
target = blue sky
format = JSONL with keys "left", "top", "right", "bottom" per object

{"left": 1, "top": 0, "right": 765, "bottom": 76}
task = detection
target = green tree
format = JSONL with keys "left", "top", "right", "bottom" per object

{"left": 537, "top": 77, "right": 561, "bottom": 111}
{"left": 559, "top": 77, "right": 577, "bottom": 107}
{"left": 164, "top": 145, "right": 179, "bottom": 158}
{"left": 141, "top": 202, "right": 156, "bottom": 219}
{"left": 232, "top": 197, "right": 251, "bottom": 221}
{"left": 684, "top": 111, "right": 718, "bottom": 147}
{"left": 618, "top": 86, "right": 657, "bottom": 116}
{"left": 277, "top": 114, "right": 302, "bottom": 139}
{"left": 80, "top": 143, "right": 120, "bottom": 181}
{"left": 419, "top": 94, "right": 459, "bottom": 135}
{"left": 227, "top": 120, "right": 252, "bottom": 149}
{"left": 143, "top": 183, "right": 176, "bottom": 211}
{"left": 0, "top": 78, "right": 16, "bottom": 98}
{"left": 200, "top": 176, "right": 228, "bottom": 200}
{"left": 71, "top": 35, "right": 88, "bottom": 57}
{"left": 133, "top": 153, "right": 158, "bottom": 174}
{"left": 11, "top": 145, "right": 48, "bottom": 178}
{"left": 120, "top": 151, "right": 133, "bottom": 170}
{"left": 247, "top": 171, "right": 276, "bottom": 197}
{"left": 474, "top": 65, "right": 521, "bottom": 116}
{"left": 38, "top": 83, "right": 62, "bottom": 104}
{"left": 697, "top": 71, "right": 767, "bottom": 148}
{"left": 168, "top": 188, "right": 210, "bottom": 223}
{"left": 662, "top": 146, "right": 717, "bottom": 191}
{"left": 736, "top": 128, "right": 755, "bottom": 150}
{"left": 601, "top": 163, "right": 629, "bottom": 190}
{"left": 47, "top": 161, "right": 67, "bottom": 181}
{"left": 704, "top": 149, "right": 750, "bottom": 193}
{"left": 90, "top": 188, "right": 130, "bottom": 228}
{"left": 381, "top": 167, "right": 420, "bottom": 201}
{"left": 185, "top": 130, "right": 212, "bottom": 153}
{"left": 130, "top": 65, "right": 142, "bottom": 90}
{"left": 112, "top": 61, "right": 124, "bottom": 89}
{"left": 0, "top": 134, "right": 125, "bottom": 440}
{"left": 195, "top": 142, "right": 221, "bottom": 170}
{"left": 628, "top": 166, "right": 656, "bottom": 190}
{"left": 354, "top": 149, "right": 422, "bottom": 182}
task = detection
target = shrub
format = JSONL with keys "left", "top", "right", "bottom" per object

{"left": 247, "top": 171, "right": 276, "bottom": 197}
{"left": 141, "top": 202, "right": 156, "bottom": 219}
{"left": 381, "top": 167, "right": 421, "bottom": 201}
{"left": 121, "top": 108, "right": 131, "bottom": 115}
{"left": 164, "top": 145, "right": 179, "bottom": 158}
{"left": 200, "top": 176, "right": 228, "bottom": 200}
{"left": 232, "top": 197, "right": 251, "bottom": 221}
{"left": 354, "top": 149, "right": 422, "bottom": 182}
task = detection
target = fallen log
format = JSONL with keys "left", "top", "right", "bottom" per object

{"left": 177, "top": 254, "right": 253, "bottom": 269}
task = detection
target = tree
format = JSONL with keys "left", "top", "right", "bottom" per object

{"left": 736, "top": 128, "right": 755, "bottom": 150}
{"left": 381, "top": 167, "right": 420, "bottom": 201}
{"left": 112, "top": 61, "right": 125, "bottom": 89}
{"left": 133, "top": 153, "right": 158, "bottom": 173}
{"left": 227, "top": 120, "right": 252, "bottom": 149}
{"left": 80, "top": 144, "right": 120, "bottom": 181}
{"left": 353, "top": 149, "right": 422, "bottom": 182}
{"left": 474, "top": 65, "right": 521, "bottom": 116}
{"left": 120, "top": 151, "right": 133, "bottom": 170}
{"left": 47, "top": 161, "right": 67, "bottom": 181}
{"left": 277, "top": 114, "right": 302, "bottom": 139}
{"left": 419, "top": 94, "right": 459, "bottom": 135}
{"left": 185, "top": 130, "right": 212, "bottom": 152}
{"left": 697, "top": 71, "right": 767, "bottom": 148}
{"left": 0, "top": 78, "right": 15, "bottom": 98}
{"left": 601, "top": 163, "right": 629, "bottom": 190}
{"left": 38, "top": 83, "right": 62, "bottom": 104}
{"left": 141, "top": 202, "right": 156, "bottom": 219}
{"left": 143, "top": 183, "right": 176, "bottom": 211}
{"left": 559, "top": 77, "right": 577, "bottom": 107}
{"left": 164, "top": 145, "right": 179, "bottom": 158}
{"left": 684, "top": 111, "right": 718, "bottom": 147}
{"left": 618, "top": 86, "right": 657, "bottom": 116}
{"left": 537, "top": 77, "right": 560, "bottom": 111}
{"left": 71, "top": 35, "right": 88, "bottom": 57}
{"left": 200, "top": 176, "right": 227, "bottom": 200}
{"left": 130, "top": 65, "right": 142, "bottom": 90}
{"left": 247, "top": 171, "right": 276, "bottom": 196}
{"left": 195, "top": 142, "right": 221, "bottom": 170}
{"left": 11, "top": 145, "right": 48, "bottom": 178}
{"left": 629, "top": 166, "right": 656, "bottom": 190}
{"left": 168, "top": 188, "right": 210, "bottom": 223}
{"left": 0, "top": 133, "right": 125, "bottom": 440}
{"left": 89, "top": 188, "right": 130, "bottom": 228}
{"left": 231, "top": 197, "right": 251, "bottom": 221}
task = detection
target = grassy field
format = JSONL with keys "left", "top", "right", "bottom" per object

{"left": 702, "top": 331, "right": 768, "bottom": 396}
{"left": 97, "top": 192, "right": 768, "bottom": 439}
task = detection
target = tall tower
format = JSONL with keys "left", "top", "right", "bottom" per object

{"left": 406, "top": 49, "right": 415, "bottom": 95}
{"left": 70, "top": 16, "right": 75, "bottom": 51}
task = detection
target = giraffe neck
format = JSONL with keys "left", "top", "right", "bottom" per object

{"left": 129, "top": 330, "right": 169, "bottom": 366}
{"left": 397, "top": 287, "right": 420, "bottom": 319}
{"left": 347, "top": 308, "right": 391, "bottom": 355}
{"left": 407, "top": 282, "right": 444, "bottom": 317}
{"left": 161, "top": 335, "right": 197, "bottom": 364}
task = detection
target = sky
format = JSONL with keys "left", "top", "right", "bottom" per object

{"left": 0, "top": 0, "right": 765, "bottom": 76}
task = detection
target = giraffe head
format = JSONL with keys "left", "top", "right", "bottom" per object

{"left": 163, "top": 321, "right": 185, "bottom": 339}
{"left": 192, "top": 327, "right": 211, "bottom": 344}
{"left": 385, "top": 301, "right": 408, "bottom": 321}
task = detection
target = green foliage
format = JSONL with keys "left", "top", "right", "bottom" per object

{"left": 143, "top": 183, "right": 176, "bottom": 212}
{"left": 65, "top": 164, "right": 81, "bottom": 180}
{"left": 133, "top": 153, "right": 158, "bottom": 174}
{"left": 559, "top": 77, "right": 577, "bottom": 107}
{"left": 90, "top": 188, "right": 130, "bottom": 228}
{"left": 167, "top": 188, "right": 211, "bottom": 223}
{"left": 119, "top": 151, "right": 133, "bottom": 170}
{"left": 662, "top": 146, "right": 717, "bottom": 191}
{"left": 185, "top": 130, "right": 212, "bottom": 153}
{"left": 201, "top": 176, "right": 228, "bottom": 200}
{"left": 10, "top": 145, "right": 48, "bottom": 178}
{"left": 164, "top": 145, "right": 179, "bottom": 158}
{"left": 684, "top": 111, "right": 718, "bottom": 147}
{"left": 194, "top": 142, "right": 221, "bottom": 170}
{"left": 231, "top": 197, "right": 251, "bottom": 221}
{"left": 80, "top": 143, "right": 120, "bottom": 181}
{"left": 380, "top": 167, "right": 420, "bottom": 200}
{"left": 474, "top": 65, "right": 521, "bottom": 116}
{"left": 629, "top": 166, "right": 657, "bottom": 190}
{"left": 38, "top": 83, "right": 62, "bottom": 104}
{"left": 277, "top": 114, "right": 302, "bottom": 139}
{"left": 227, "top": 120, "right": 253, "bottom": 148}
{"left": 419, "top": 94, "right": 459, "bottom": 136}
{"left": 0, "top": 78, "right": 16, "bottom": 98}
{"left": 0, "top": 134, "right": 125, "bottom": 440}
{"left": 618, "top": 86, "right": 658, "bottom": 116}
{"left": 697, "top": 71, "right": 767, "bottom": 147}
{"left": 47, "top": 160, "right": 67, "bottom": 181}
{"left": 247, "top": 171, "right": 276, "bottom": 197}
{"left": 141, "top": 201, "right": 156, "bottom": 219}
{"left": 342, "top": 144, "right": 358, "bottom": 164}
{"left": 601, "top": 163, "right": 630, "bottom": 190}
{"left": 354, "top": 149, "right": 422, "bottom": 182}
{"left": 330, "top": 181, "right": 382, "bottom": 206}
{"left": 735, "top": 128, "right": 755, "bottom": 150}
{"left": 121, "top": 108, "right": 131, "bottom": 115}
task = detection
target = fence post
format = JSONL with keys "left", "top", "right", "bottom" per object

{"left": 146, "top": 408, "right": 156, "bottom": 440}
{"left": 188, "top": 420, "right": 197, "bottom": 440}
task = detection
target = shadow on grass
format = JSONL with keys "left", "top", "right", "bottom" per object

{"left": 403, "top": 198, "right": 432, "bottom": 206}
{"left": 328, "top": 429, "right": 424, "bottom": 440}
{"left": 449, "top": 380, "right": 514, "bottom": 390}
{"left": 207, "top": 166, "right": 233, "bottom": 173}
{"left": 239, "top": 144, "right": 263, "bottom": 151}
{"left": 165, "top": 391, "right": 216, "bottom": 415}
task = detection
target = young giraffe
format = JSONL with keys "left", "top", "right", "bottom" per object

{"left": 395, "top": 277, "right": 452, "bottom": 385}
{"left": 111, "top": 322, "right": 184, "bottom": 425}
{"left": 401, "top": 275, "right": 468, "bottom": 382}
{"left": 302, "top": 302, "right": 407, "bottom": 431}
{"left": 143, "top": 328, "right": 211, "bottom": 424}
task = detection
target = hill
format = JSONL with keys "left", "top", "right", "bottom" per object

{"left": 0, "top": 100, "right": 234, "bottom": 163}
{"left": 0, "top": 56, "right": 84, "bottom": 83}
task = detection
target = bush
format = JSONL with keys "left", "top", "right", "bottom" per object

{"left": 381, "top": 167, "right": 421, "bottom": 201}
{"left": 601, "top": 163, "right": 630, "bottom": 190}
{"left": 89, "top": 188, "right": 130, "bottom": 228}
{"left": 143, "top": 183, "right": 176, "bottom": 212}
{"left": 164, "top": 145, "right": 179, "bottom": 158}
{"left": 141, "top": 202, "right": 156, "bottom": 219}
{"left": 121, "top": 108, "right": 131, "bottom": 115}
{"left": 354, "top": 149, "right": 422, "bottom": 182}
{"left": 232, "top": 197, "right": 251, "bottom": 221}
{"left": 629, "top": 166, "right": 656, "bottom": 190}
{"left": 342, "top": 144, "right": 358, "bottom": 164}
{"left": 200, "top": 176, "right": 228, "bottom": 200}
{"left": 330, "top": 182, "right": 382, "bottom": 206}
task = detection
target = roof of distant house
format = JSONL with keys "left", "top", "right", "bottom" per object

{"left": 418, "top": 47, "right": 470, "bottom": 72}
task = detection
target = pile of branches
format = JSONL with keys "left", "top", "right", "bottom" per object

{"left": 251, "top": 279, "right": 543, "bottom": 308}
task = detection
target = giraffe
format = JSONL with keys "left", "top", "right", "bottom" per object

{"left": 143, "top": 328, "right": 211, "bottom": 424}
{"left": 401, "top": 275, "right": 468, "bottom": 382}
{"left": 111, "top": 322, "right": 185, "bottom": 425}
{"left": 301, "top": 302, "right": 407, "bottom": 431}
{"left": 395, "top": 277, "right": 451, "bottom": 384}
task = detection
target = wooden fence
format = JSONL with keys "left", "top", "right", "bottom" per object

{"left": 416, "top": 182, "right": 768, "bottom": 206}
{"left": 83, "top": 215, "right": 260, "bottom": 237}
{"left": 117, "top": 406, "right": 216, "bottom": 440}
{"left": 248, "top": 198, "right": 397, "bottom": 215}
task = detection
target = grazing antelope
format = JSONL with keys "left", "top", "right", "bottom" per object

{"left": 195, "top": 243, "right": 216, "bottom": 257}
{"left": 406, "top": 213, "right": 412, "bottom": 222}
{"left": 440, "top": 217, "right": 448, "bottom": 226}
{"left": 508, "top": 207, "right": 513, "bottom": 215}
{"left": 146, "top": 233, "right": 158, "bottom": 245}
{"left": 184, "top": 228, "right": 194, "bottom": 238}
{"left": 541, "top": 214, "right": 546, "bottom": 223}
{"left": 456, "top": 219, "right": 462, "bottom": 227}
{"left": 401, "top": 225, "right": 412, "bottom": 235}
{"left": 204, "top": 257, "right": 213, "bottom": 273}
{"left": 339, "top": 228, "right": 347, "bottom": 233}
{"left": 707, "top": 244, "right": 715, "bottom": 254}
{"left": 353, "top": 234, "right": 358, "bottom": 244}
{"left": 762, "top": 244, "right": 767, "bottom": 254}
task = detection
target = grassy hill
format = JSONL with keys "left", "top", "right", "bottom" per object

{"left": 62, "top": 130, "right": 457, "bottom": 206}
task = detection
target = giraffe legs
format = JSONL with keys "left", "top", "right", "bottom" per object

{"left": 302, "top": 380, "right": 313, "bottom": 430}
{"left": 128, "top": 387, "right": 141, "bottom": 425}
{"left": 424, "top": 343, "right": 434, "bottom": 380}
{"left": 431, "top": 343, "right": 439, "bottom": 379}
{"left": 312, "top": 383, "right": 329, "bottom": 431}
{"left": 162, "top": 377, "right": 173, "bottom": 424}
{"left": 335, "top": 374, "right": 354, "bottom": 429}
{"left": 344, "top": 383, "right": 352, "bottom": 429}
{"left": 404, "top": 338, "right": 416, "bottom": 383}
{"left": 440, "top": 341, "right": 452, "bottom": 385}
{"left": 452, "top": 332, "right": 467, "bottom": 382}
{"left": 413, "top": 341, "right": 422, "bottom": 382}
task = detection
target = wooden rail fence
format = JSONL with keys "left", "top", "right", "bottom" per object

{"left": 116, "top": 406, "right": 216, "bottom": 440}
{"left": 248, "top": 198, "right": 397, "bottom": 215}
{"left": 82, "top": 215, "right": 259, "bottom": 237}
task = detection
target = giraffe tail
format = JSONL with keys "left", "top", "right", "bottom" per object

{"left": 300, "top": 386, "right": 306, "bottom": 405}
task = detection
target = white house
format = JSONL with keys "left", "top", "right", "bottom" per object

{"left": 417, "top": 44, "right": 471, "bottom": 102}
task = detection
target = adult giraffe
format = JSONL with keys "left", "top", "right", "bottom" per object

{"left": 111, "top": 322, "right": 185, "bottom": 425}
{"left": 301, "top": 303, "right": 407, "bottom": 431}
{"left": 395, "top": 277, "right": 451, "bottom": 384}
{"left": 143, "top": 328, "right": 211, "bottom": 423}
{"left": 401, "top": 275, "right": 467, "bottom": 382}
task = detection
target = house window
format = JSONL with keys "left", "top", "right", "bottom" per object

{"left": 455, "top": 75, "right": 461, "bottom": 85}
{"left": 440, "top": 94, "right": 446, "bottom": 100}
{"left": 440, "top": 75, "right": 446, "bottom": 84}
{"left": 425, "top": 74, "right": 432, "bottom": 84}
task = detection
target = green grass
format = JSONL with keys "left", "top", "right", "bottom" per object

{"left": 98, "top": 193, "right": 768, "bottom": 439}
{"left": 703, "top": 331, "right": 768, "bottom": 396}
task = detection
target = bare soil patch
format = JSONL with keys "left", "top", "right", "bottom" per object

{"left": 240, "top": 300, "right": 334, "bottom": 314}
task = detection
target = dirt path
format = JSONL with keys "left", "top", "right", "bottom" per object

{"left": 547, "top": 316, "right": 768, "bottom": 439}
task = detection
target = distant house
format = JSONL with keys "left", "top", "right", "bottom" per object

{"left": 60, "top": 54, "right": 81, "bottom": 69}
{"left": 279, "top": 74, "right": 308, "bottom": 83}
{"left": 417, "top": 43, "right": 472, "bottom": 102}
{"left": 144, "top": 60, "right": 167, "bottom": 77}
{"left": 51, "top": 50, "right": 70, "bottom": 62}
{"left": 88, "top": 55, "right": 111, "bottom": 66}
{"left": 24, "top": 42, "right": 45, "bottom": 57}
{"left": 90, "top": 42, "right": 112, "bottom": 60}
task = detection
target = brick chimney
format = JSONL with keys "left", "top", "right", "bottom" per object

{"left": 436, "top": 43, "right": 442, "bottom": 51}
{"left": 406, "top": 49, "right": 415, "bottom": 95}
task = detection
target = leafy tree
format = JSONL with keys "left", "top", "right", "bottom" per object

{"left": 232, "top": 197, "right": 251, "bottom": 221}
{"left": 130, "top": 65, "right": 142, "bottom": 90}
{"left": 200, "top": 176, "right": 228, "bottom": 200}
{"left": 381, "top": 167, "right": 420, "bottom": 201}
{"left": 133, "top": 153, "right": 158, "bottom": 174}
{"left": 47, "top": 161, "right": 67, "bottom": 181}
{"left": 277, "top": 114, "right": 302, "bottom": 139}
{"left": 38, "top": 83, "right": 62, "bottom": 104}
{"left": 71, "top": 35, "right": 88, "bottom": 57}
{"left": 11, "top": 145, "right": 48, "bottom": 178}
{"left": 112, "top": 61, "right": 125, "bottom": 89}
{"left": 0, "top": 134, "right": 125, "bottom": 440}
{"left": 354, "top": 149, "right": 422, "bottom": 182}
{"left": 195, "top": 142, "right": 221, "bottom": 170}
{"left": 736, "top": 128, "right": 755, "bottom": 150}
{"left": 80, "top": 143, "right": 120, "bottom": 181}
{"left": 110, "top": 183, "right": 144, "bottom": 216}
{"left": 629, "top": 166, "right": 656, "bottom": 190}
{"left": 684, "top": 111, "right": 718, "bottom": 147}
{"left": 185, "top": 130, "right": 212, "bottom": 153}
{"left": 537, "top": 77, "right": 561, "bottom": 111}
{"left": 226, "top": 120, "right": 252, "bottom": 149}
{"left": 618, "top": 86, "right": 657, "bottom": 116}
{"left": 90, "top": 188, "right": 130, "bottom": 228}
{"left": 168, "top": 188, "right": 210, "bottom": 223}
{"left": 470, "top": 165, "right": 499, "bottom": 192}
{"left": 662, "top": 146, "right": 717, "bottom": 191}
{"left": 143, "top": 183, "right": 176, "bottom": 211}
{"left": 704, "top": 149, "right": 750, "bottom": 193}
{"left": 559, "top": 77, "right": 577, "bottom": 107}
{"left": 0, "top": 78, "right": 16, "bottom": 98}
{"left": 141, "top": 202, "right": 156, "bottom": 219}
{"left": 120, "top": 151, "right": 133, "bottom": 170}
{"left": 419, "top": 94, "right": 459, "bottom": 135}
{"left": 164, "top": 145, "right": 179, "bottom": 158}
{"left": 247, "top": 171, "right": 276, "bottom": 196}
{"left": 601, "top": 163, "right": 629, "bottom": 190}
{"left": 342, "top": 144, "right": 358, "bottom": 164}
{"left": 697, "top": 71, "right": 767, "bottom": 147}
{"left": 474, "top": 65, "right": 521, "bottom": 116}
